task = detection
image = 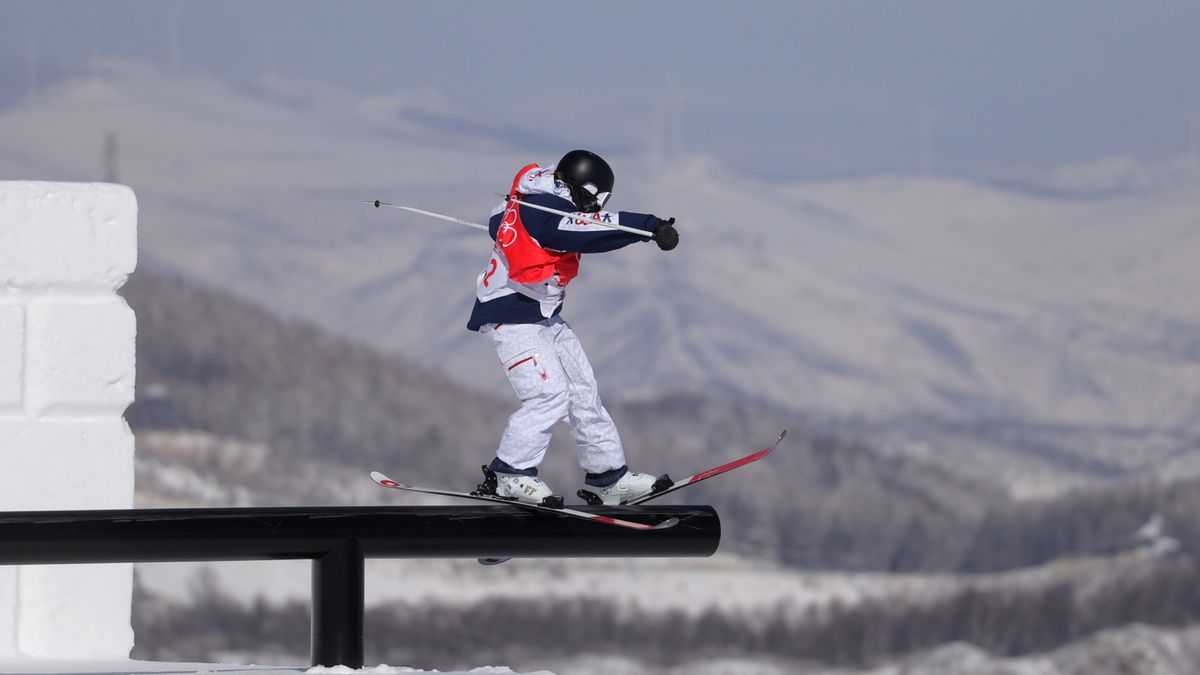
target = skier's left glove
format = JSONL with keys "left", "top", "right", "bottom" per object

{"left": 653, "top": 217, "right": 679, "bottom": 251}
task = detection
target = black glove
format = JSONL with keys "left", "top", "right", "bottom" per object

{"left": 653, "top": 217, "right": 679, "bottom": 251}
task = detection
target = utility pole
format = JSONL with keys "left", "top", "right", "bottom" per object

{"left": 103, "top": 132, "right": 120, "bottom": 184}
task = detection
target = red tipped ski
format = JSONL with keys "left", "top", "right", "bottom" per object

{"left": 625, "top": 430, "right": 788, "bottom": 505}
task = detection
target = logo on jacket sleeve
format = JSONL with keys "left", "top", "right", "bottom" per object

{"left": 498, "top": 207, "right": 519, "bottom": 247}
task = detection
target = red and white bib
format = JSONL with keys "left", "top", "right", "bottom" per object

{"left": 475, "top": 164, "right": 583, "bottom": 317}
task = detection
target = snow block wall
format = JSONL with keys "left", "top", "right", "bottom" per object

{"left": 0, "top": 182, "right": 137, "bottom": 657}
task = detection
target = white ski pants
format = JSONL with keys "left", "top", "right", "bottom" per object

{"left": 482, "top": 317, "right": 627, "bottom": 474}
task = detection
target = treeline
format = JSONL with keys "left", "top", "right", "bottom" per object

{"left": 132, "top": 555, "right": 1200, "bottom": 670}
{"left": 957, "top": 477, "right": 1200, "bottom": 572}
{"left": 663, "top": 438, "right": 1200, "bottom": 573}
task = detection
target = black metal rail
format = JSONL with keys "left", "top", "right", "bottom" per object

{"left": 0, "top": 505, "right": 720, "bottom": 667}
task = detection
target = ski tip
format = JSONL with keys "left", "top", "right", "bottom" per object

{"left": 478, "top": 557, "right": 512, "bottom": 566}
{"left": 775, "top": 429, "right": 788, "bottom": 446}
{"left": 370, "top": 470, "right": 406, "bottom": 488}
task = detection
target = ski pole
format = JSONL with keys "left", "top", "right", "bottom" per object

{"left": 366, "top": 197, "right": 661, "bottom": 240}
{"left": 498, "top": 194, "right": 657, "bottom": 239}
{"left": 363, "top": 200, "right": 490, "bottom": 232}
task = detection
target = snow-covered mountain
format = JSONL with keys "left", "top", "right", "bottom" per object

{"left": 3, "top": 62, "right": 1198, "bottom": 465}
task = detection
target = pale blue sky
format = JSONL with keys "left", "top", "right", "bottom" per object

{"left": 2, "top": 0, "right": 1198, "bottom": 181}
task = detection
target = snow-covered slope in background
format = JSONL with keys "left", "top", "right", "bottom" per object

{"left": 542, "top": 623, "right": 1200, "bottom": 675}
{"left": 3, "top": 62, "right": 1198, "bottom": 438}
{"left": 8, "top": 624, "right": 1198, "bottom": 675}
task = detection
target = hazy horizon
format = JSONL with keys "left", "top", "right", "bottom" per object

{"left": 2, "top": 0, "right": 1198, "bottom": 184}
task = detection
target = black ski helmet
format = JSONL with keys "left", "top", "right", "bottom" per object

{"left": 555, "top": 149, "right": 614, "bottom": 213}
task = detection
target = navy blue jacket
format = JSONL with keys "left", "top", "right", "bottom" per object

{"left": 466, "top": 192, "right": 658, "bottom": 331}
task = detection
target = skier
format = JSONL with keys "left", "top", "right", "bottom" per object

{"left": 467, "top": 150, "right": 680, "bottom": 505}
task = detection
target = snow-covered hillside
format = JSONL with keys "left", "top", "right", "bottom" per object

{"left": 539, "top": 623, "right": 1200, "bottom": 675}
{"left": 131, "top": 551, "right": 1200, "bottom": 675}
{"left": 9, "top": 624, "right": 1200, "bottom": 675}
{"left": 136, "top": 554, "right": 952, "bottom": 623}
{"left": 3, "top": 63, "right": 1198, "bottom": 472}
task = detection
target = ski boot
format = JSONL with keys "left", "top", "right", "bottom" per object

{"left": 578, "top": 469, "right": 673, "bottom": 505}
{"left": 474, "top": 465, "right": 565, "bottom": 508}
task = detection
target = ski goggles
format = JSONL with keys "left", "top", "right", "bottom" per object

{"left": 577, "top": 182, "right": 611, "bottom": 212}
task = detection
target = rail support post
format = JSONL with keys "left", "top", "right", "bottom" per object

{"left": 311, "top": 539, "right": 365, "bottom": 668}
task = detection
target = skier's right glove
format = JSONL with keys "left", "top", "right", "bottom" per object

{"left": 653, "top": 217, "right": 679, "bottom": 251}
